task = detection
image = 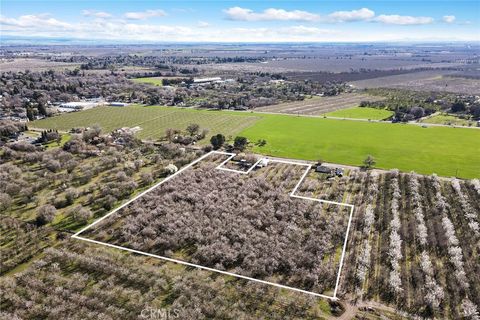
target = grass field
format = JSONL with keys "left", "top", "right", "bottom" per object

{"left": 131, "top": 77, "right": 164, "bottom": 86}
{"left": 32, "top": 106, "right": 480, "bottom": 178}
{"left": 44, "top": 133, "right": 71, "bottom": 149}
{"left": 31, "top": 105, "right": 261, "bottom": 141}
{"left": 421, "top": 113, "right": 477, "bottom": 127}
{"left": 240, "top": 114, "right": 480, "bottom": 178}
{"left": 323, "top": 107, "right": 393, "bottom": 120}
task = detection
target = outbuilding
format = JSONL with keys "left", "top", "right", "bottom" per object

{"left": 109, "top": 102, "right": 128, "bottom": 107}
{"left": 257, "top": 159, "right": 269, "bottom": 168}
{"left": 315, "top": 165, "right": 332, "bottom": 174}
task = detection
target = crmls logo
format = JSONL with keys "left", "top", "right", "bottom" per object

{"left": 140, "top": 307, "right": 181, "bottom": 319}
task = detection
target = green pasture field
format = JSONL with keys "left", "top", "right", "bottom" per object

{"left": 31, "top": 105, "right": 261, "bottom": 141}
{"left": 323, "top": 107, "right": 393, "bottom": 120}
{"left": 32, "top": 106, "right": 480, "bottom": 178}
{"left": 421, "top": 114, "right": 477, "bottom": 127}
{"left": 44, "top": 133, "right": 71, "bottom": 149}
{"left": 241, "top": 115, "right": 479, "bottom": 178}
{"left": 131, "top": 77, "right": 164, "bottom": 86}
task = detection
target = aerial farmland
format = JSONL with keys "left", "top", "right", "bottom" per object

{"left": 1, "top": 2, "right": 480, "bottom": 318}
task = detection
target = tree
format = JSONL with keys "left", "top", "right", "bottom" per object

{"left": 256, "top": 139, "right": 267, "bottom": 147}
{"left": 462, "top": 298, "right": 479, "bottom": 319}
{"left": 140, "top": 172, "right": 154, "bottom": 186}
{"left": 470, "top": 105, "right": 480, "bottom": 119}
{"left": 198, "top": 129, "right": 209, "bottom": 140}
{"left": 186, "top": 123, "right": 200, "bottom": 136}
{"left": 210, "top": 134, "right": 225, "bottom": 150}
{"left": 45, "top": 159, "right": 61, "bottom": 172}
{"left": 451, "top": 101, "right": 466, "bottom": 113}
{"left": 363, "top": 155, "right": 376, "bottom": 169}
{"left": 233, "top": 136, "right": 248, "bottom": 151}
{"left": 65, "top": 187, "right": 79, "bottom": 205}
{"left": 0, "top": 193, "right": 12, "bottom": 211}
{"left": 410, "top": 106, "right": 425, "bottom": 119}
{"left": 36, "top": 204, "right": 56, "bottom": 225}
{"left": 67, "top": 205, "right": 93, "bottom": 223}
{"left": 56, "top": 134, "right": 62, "bottom": 146}
{"left": 165, "top": 128, "right": 176, "bottom": 142}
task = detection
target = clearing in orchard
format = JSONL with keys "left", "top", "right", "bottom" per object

{"left": 73, "top": 151, "right": 354, "bottom": 300}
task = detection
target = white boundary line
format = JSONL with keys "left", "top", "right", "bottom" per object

{"left": 73, "top": 150, "right": 355, "bottom": 301}
{"left": 215, "top": 152, "right": 264, "bottom": 174}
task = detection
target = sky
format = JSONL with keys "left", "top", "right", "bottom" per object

{"left": 1, "top": 1, "right": 479, "bottom": 43}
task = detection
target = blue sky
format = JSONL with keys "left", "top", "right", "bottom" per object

{"left": 1, "top": 1, "right": 479, "bottom": 42}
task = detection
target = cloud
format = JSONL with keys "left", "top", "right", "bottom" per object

{"left": 442, "top": 15, "right": 456, "bottom": 23}
{"left": 374, "top": 14, "right": 434, "bottom": 25}
{"left": 82, "top": 10, "right": 112, "bottom": 18}
{"left": 1, "top": 11, "right": 476, "bottom": 42}
{"left": 223, "top": 7, "right": 435, "bottom": 26}
{"left": 0, "top": 14, "right": 340, "bottom": 42}
{"left": 224, "top": 7, "right": 319, "bottom": 21}
{"left": 124, "top": 9, "right": 166, "bottom": 20}
{"left": 0, "top": 14, "right": 72, "bottom": 29}
{"left": 197, "top": 21, "right": 210, "bottom": 28}
{"left": 281, "top": 25, "right": 337, "bottom": 36}
{"left": 328, "top": 8, "right": 375, "bottom": 22}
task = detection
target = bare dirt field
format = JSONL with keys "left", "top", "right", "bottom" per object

{"left": 0, "top": 58, "right": 80, "bottom": 72}
{"left": 350, "top": 71, "right": 480, "bottom": 94}
{"left": 254, "top": 93, "right": 385, "bottom": 115}
{"left": 203, "top": 57, "right": 467, "bottom": 73}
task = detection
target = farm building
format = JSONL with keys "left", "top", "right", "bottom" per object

{"left": 193, "top": 77, "right": 221, "bottom": 84}
{"left": 315, "top": 165, "right": 333, "bottom": 174}
{"left": 109, "top": 102, "right": 128, "bottom": 107}
{"left": 57, "top": 101, "right": 103, "bottom": 112}
{"left": 257, "top": 159, "right": 269, "bottom": 168}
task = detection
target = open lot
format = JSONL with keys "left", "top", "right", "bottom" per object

{"left": 78, "top": 152, "right": 352, "bottom": 296}
{"left": 323, "top": 107, "right": 393, "bottom": 120}
{"left": 255, "top": 93, "right": 384, "bottom": 115}
{"left": 131, "top": 77, "right": 164, "bottom": 86}
{"left": 421, "top": 114, "right": 478, "bottom": 127}
{"left": 350, "top": 71, "right": 480, "bottom": 95}
{"left": 0, "top": 58, "right": 80, "bottom": 72}
{"left": 32, "top": 106, "right": 480, "bottom": 178}
{"left": 206, "top": 57, "right": 466, "bottom": 73}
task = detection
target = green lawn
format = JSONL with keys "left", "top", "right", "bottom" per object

{"left": 421, "top": 114, "right": 477, "bottom": 127}
{"left": 44, "top": 133, "right": 71, "bottom": 149}
{"left": 323, "top": 107, "right": 393, "bottom": 120}
{"left": 31, "top": 105, "right": 261, "bottom": 141}
{"left": 31, "top": 106, "right": 480, "bottom": 178}
{"left": 131, "top": 77, "right": 164, "bottom": 86}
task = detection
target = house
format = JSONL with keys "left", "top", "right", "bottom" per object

{"left": 315, "top": 165, "right": 332, "bottom": 174}
{"left": 257, "top": 159, "right": 269, "bottom": 168}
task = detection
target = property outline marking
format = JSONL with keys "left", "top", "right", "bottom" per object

{"left": 73, "top": 150, "right": 355, "bottom": 301}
